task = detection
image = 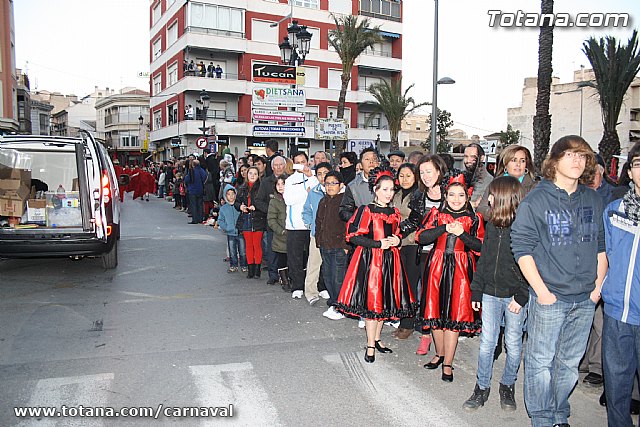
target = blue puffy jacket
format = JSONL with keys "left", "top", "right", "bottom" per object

{"left": 218, "top": 184, "right": 240, "bottom": 236}
{"left": 184, "top": 165, "right": 207, "bottom": 196}
{"left": 602, "top": 198, "right": 640, "bottom": 326}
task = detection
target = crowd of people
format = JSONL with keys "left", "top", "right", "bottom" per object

{"left": 183, "top": 59, "right": 224, "bottom": 78}
{"left": 129, "top": 136, "right": 640, "bottom": 427}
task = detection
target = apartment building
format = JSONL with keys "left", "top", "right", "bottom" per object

{"left": 0, "top": 0, "right": 18, "bottom": 133}
{"left": 148, "top": 0, "right": 403, "bottom": 160}
{"left": 95, "top": 88, "right": 150, "bottom": 166}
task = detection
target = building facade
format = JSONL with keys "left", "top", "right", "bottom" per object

{"left": 148, "top": 0, "right": 403, "bottom": 160}
{"left": 0, "top": 0, "right": 18, "bottom": 133}
{"left": 508, "top": 68, "right": 640, "bottom": 157}
{"left": 95, "top": 88, "right": 150, "bottom": 166}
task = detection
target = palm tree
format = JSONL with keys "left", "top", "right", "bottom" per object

{"left": 532, "top": 0, "right": 554, "bottom": 173}
{"left": 361, "top": 78, "right": 429, "bottom": 151}
{"left": 328, "top": 14, "right": 383, "bottom": 154}
{"left": 583, "top": 30, "right": 640, "bottom": 169}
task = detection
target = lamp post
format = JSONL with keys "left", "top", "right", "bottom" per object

{"left": 430, "top": 0, "right": 456, "bottom": 154}
{"left": 198, "top": 89, "right": 210, "bottom": 154}
{"left": 554, "top": 80, "right": 596, "bottom": 137}
{"left": 278, "top": 20, "right": 312, "bottom": 155}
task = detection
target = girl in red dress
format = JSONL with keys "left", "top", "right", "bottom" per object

{"left": 336, "top": 168, "right": 416, "bottom": 364}
{"left": 416, "top": 174, "right": 484, "bottom": 381}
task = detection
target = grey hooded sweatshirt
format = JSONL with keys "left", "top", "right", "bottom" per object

{"left": 511, "top": 179, "right": 605, "bottom": 302}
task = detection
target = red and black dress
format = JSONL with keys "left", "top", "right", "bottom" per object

{"left": 416, "top": 206, "right": 484, "bottom": 332}
{"left": 336, "top": 204, "right": 416, "bottom": 320}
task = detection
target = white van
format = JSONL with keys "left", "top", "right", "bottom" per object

{"left": 0, "top": 132, "right": 125, "bottom": 268}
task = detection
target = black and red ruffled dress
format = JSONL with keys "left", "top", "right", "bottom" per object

{"left": 336, "top": 204, "right": 416, "bottom": 320}
{"left": 416, "top": 206, "right": 484, "bottom": 332}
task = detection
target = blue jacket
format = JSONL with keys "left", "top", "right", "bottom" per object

{"left": 184, "top": 165, "right": 208, "bottom": 196}
{"left": 602, "top": 198, "right": 640, "bottom": 326}
{"left": 511, "top": 179, "right": 605, "bottom": 302}
{"left": 302, "top": 182, "right": 325, "bottom": 237}
{"left": 218, "top": 184, "right": 240, "bottom": 236}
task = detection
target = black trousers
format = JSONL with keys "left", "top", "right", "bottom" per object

{"left": 399, "top": 244, "right": 424, "bottom": 330}
{"left": 286, "top": 229, "right": 310, "bottom": 292}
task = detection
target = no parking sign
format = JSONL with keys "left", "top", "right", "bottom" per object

{"left": 196, "top": 137, "right": 208, "bottom": 149}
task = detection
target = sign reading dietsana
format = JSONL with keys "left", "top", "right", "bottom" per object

{"left": 252, "top": 86, "right": 306, "bottom": 107}
{"left": 252, "top": 64, "right": 297, "bottom": 84}
{"left": 315, "top": 118, "right": 349, "bottom": 140}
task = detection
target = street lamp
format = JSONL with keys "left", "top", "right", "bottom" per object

{"left": 278, "top": 20, "right": 313, "bottom": 155}
{"left": 430, "top": 76, "right": 456, "bottom": 154}
{"left": 278, "top": 20, "right": 312, "bottom": 66}
{"left": 554, "top": 80, "right": 596, "bottom": 137}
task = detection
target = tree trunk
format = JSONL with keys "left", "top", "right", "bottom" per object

{"left": 335, "top": 72, "right": 351, "bottom": 157}
{"left": 532, "top": 0, "right": 554, "bottom": 174}
{"left": 598, "top": 128, "right": 620, "bottom": 171}
{"left": 390, "top": 125, "right": 400, "bottom": 151}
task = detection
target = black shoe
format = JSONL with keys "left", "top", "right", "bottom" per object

{"left": 266, "top": 278, "right": 277, "bottom": 285}
{"left": 599, "top": 391, "right": 606, "bottom": 407}
{"left": 374, "top": 340, "right": 393, "bottom": 354}
{"left": 364, "top": 346, "right": 375, "bottom": 363}
{"left": 188, "top": 221, "right": 199, "bottom": 224}
{"left": 247, "top": 264, "right": 255, "bottom": 279}
{"left": 631, "top": 398, "right": 640, "bottom": 415}
{"left": 552, "top": 424, "right": 570, "bottom": 427}
{"left": 583, "top": 372, "right": 604, "bottom": 386}
{"left": 499, "top": 383, "right": 517, "bottom": 411}
{"left": 254, "top": 265, "right": 261, "bottom": 279}
{"left": 462, "top": 384, "right": 490, "bottom": 411}
{"left": 424, "top": 355, "right": 445, "bottom": 370}
{"left": 441, "top": 364, "right": 454, "bottom": 382}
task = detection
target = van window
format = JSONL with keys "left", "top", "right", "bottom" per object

{"left": 27, "top": 150, "right": 79, "bottom": 193}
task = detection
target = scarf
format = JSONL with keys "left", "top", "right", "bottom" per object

{"left": 623, "top": 188, "right": 640, "bottom": 222}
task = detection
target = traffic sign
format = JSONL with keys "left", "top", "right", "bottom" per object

{"left": 196, "top": 137, "right": 208, "bottom": 149}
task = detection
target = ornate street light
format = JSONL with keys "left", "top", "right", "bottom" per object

{"left": 278, "top": 20, "right": 313, "bottom": 66}
{"left": 279, "top": 36, "right": 293, "bottom": 65}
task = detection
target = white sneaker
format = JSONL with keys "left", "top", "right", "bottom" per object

{"left": 292, "top": 290, "right": 304, "bottom": 299}
{"left": 384, "top": 320, "right": 400, "bottom": 329}
{"left": 323, "top": 307, "right": 345, "bottom": 320}
{"left": 358, "top": 319, "right": 366, "bottom": 329}
{"left": 308, "top": 296, "right": 320, "bottom": 305}
{"left": 318, "top": 290, "right": 330, "bottom": 300}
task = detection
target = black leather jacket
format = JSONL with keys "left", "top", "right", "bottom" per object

{"left": 399, "top": 189, "right": 442, "bottom": 238}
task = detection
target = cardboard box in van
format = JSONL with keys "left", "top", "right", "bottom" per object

{"left": 0, "top": 186, "right": 29, "bottom": 217}
{"left": 0, "top": 179, "right": 23, "bottom": 191}
{"left": 27, "top": 199, "right": 47, "bottom": 224}
{"left": 0, "top": 167, "right": 31, "bottom": 182}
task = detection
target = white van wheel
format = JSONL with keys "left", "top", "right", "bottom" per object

{"left": 102, "top": 239, "right": 118, "bottom": 269}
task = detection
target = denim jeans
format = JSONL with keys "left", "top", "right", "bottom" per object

{"left": 476, "top": 294, "right": 527, "bottom": 390}
{"left": 158, "top": 185, "right": 165, "bottom": 198}
{"left": 188, "top": 194, "right": 203, "bottom": 223}
{"left": 263, "top": 230, "right": 278, "bottom": 281}
{"left": 602, "top": 313, "right": 640, "bottom": 427}
{"left": 524, "top": 294, "right": 596, "bottom": 427}
{"left": 319, "top": 247, "right": 347, "bottom": 305}
{"left": 227, "top": 235, "right": 247, "bottom": 268}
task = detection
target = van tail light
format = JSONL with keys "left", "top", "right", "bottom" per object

{"left": 106, "top": 225, "right": 112, "bottom": 236}
{"left": 101, "top": 171, "right": 111, "bottom": 204}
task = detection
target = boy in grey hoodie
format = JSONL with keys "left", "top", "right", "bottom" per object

{"left": 218, "top": 184, "right": 247, "bottom": 273}
{"left": 511, "top": 136, "right": 607, "bottom": 427}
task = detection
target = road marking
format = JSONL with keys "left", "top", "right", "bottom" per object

{"left": 324, "top": 353, "right": 470, "bottom": 427}
{"left": 189, "top": 363, "right": 280, "bottom": 427}
{"left": 114, "top": 266, "right": 159, "bottom": 277}
{"left": 18, "top": 373, "right": 114, "bottom": 427}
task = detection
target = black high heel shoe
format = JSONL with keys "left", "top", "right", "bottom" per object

{"left": 424, "top": 355, "right": 445, "bottom": 369}
{"left": 441, "top": 364, "right": 454, "bottom": 382}
{"left": 364, "top": 346, "right": 375, "bottom": 363}
{"left": 375, "top": 340, "right": 393, "bottom": 354}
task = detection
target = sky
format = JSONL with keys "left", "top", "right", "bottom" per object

{"left": 13, "top": 0, "right": 640, "bottom": 138}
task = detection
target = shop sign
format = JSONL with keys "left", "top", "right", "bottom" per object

{"left": 252, "top": 85, "right": 306, "bottom": 107}
{"left": 253, "top": 125, "right": 306, "bottom": 137}
{"left": 315, "top": 118, "right": 348, "bottom": 140}
{"left": 252, "top": 64, "right": 296, "bottom": 84}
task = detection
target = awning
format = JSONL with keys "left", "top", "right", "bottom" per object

{"left": 379, "top": 31, "right": 400, "bottom": 39}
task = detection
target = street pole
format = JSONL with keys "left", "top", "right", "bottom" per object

{"left": 430, "top": 0, "right": 439, "bottom": 154}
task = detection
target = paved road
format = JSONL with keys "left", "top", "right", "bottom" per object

{"left": 0, "top": 197, "right": 609, "bottom": 426}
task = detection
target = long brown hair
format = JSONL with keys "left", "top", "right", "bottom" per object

{"left": 496, "top": 145, "right": 535, "bottom": 180}
{"left": 416, "top": 154, "right": 448, "bottom": 193}
{"left": 488, "top": 176, "right": 525, "bottom": 227}
{"left": 541, "top": 135, "right": 596, "bottom": 185}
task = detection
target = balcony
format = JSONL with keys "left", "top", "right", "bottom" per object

{"left": 153, "top": 75, "right": 248, "bottom": 107}
{"left": 357, "top": 54, "right": 402, "bottom": 72}
{"left": 184, "top": 27, "right": 247, "bottom": 53}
